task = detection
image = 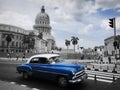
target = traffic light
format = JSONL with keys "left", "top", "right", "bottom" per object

{"left": 109, "top": 18, "right": 114, "bottom": 28}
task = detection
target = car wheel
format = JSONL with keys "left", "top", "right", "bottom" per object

{"left": 22, "top": 72, "right": 29, "bottom": 80}
{"left": 58, "top": 76, "right": 68, "bottom": 87}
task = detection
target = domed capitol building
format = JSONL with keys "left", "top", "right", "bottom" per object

{"left": 0, "top": 6, "right": 56, "bottom": 54}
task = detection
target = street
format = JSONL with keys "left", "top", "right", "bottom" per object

{"left": 0, "top": 60, "right": 120, "bottom": 90}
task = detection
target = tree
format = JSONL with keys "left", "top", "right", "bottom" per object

{"left": 28, "top": 38, "right": 35, "bottom": 49}
{"left": 38, "top": 33, "right": 43, "bottom": 39}
{"left": 80, "top": 47, "right": 84, "bottom": 54}
{"left": 22, "top": 36, "right": 29, "bottom": 44}
{"left": 65, "top": 39, "right": 70, "bottom": 50}
{"left": 6, "top": 33, "right": 13, "bottom": 47}
{"left": 22, "top": 35, "right": 30, "bottom": 51}
{"left": 6, "top": 33, "right": 13, "bottom": 53}
{"left": 22, "top": 32, "right": 35, "bottom": 52}
{"left": 28, "top": 32, "right": 35, "bottom": 49}
{"left": 65, "top": 39, "right": 70, "bottom": 58}
{"left": 71, "top": 36, "right": 79, "bottom": 52}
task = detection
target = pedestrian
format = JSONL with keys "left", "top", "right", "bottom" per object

{"left": 108, "top": 56, "right": 111, "bottom": 64}
{"left": 100, "top": 56, "right": 103, "bottom": 64}
{"left": 16, "top": 54, "right": 19, "bottom": 61}
{"left": 7, "top": 53, "right": 10, "bottom": 58}
{"left": 9, "top": 53, "right": 11, "bottom": 59}
{"left": 22, "top": 53, "right": 26, "bottom": 60}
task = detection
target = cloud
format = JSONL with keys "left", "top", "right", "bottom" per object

{"left": 100, "top": 19, "right": 110, "bottom": 30}
{"left": 0, "top": 11, "right": 34, "bottom": 29}
{"left": 95, "top": 0, "right": 120, "bottom": 10}
{"left": 117, "top": 9, "right": 120, "bottom": 12}
{"left": 0, "top": 0, "right": 120, "bottom": 48}
{"left": 116, "top": 17, "right": 120, "bottom": 30}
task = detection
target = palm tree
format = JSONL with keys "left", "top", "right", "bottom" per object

{"left": 71, "top": 36, "right": 79, "bottom": 52}
{"left": 65, "top": 39, "right": 70, "bottom": 58}
{"left": 80, "top": 47, "right": 84, "bottom": 54}
{"left": 65, "top": 39, "right": 70, "bottom": 50}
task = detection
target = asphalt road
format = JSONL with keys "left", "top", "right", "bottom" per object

{"left": 0, "top": 61, "right": 117, "bottom": 90}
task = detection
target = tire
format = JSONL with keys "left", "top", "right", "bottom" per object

{"left": 58, "top": 76, "right": 68, "bottom": 87}
{"left": 22, "top": 72, "right": 29, "bottom": 80}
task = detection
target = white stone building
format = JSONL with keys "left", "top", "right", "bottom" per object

{"left": 0, "top": 6, "right": 56, "bottom": 54}
{"left": 104, "top": 35, "right": 120, "bottom": 58}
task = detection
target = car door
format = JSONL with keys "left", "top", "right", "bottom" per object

{"left": 38, "top": 57, "right": 53, "bottom": 79}
{"left": 29, "top": 57, "right": 51, "bottom": 79}
{"left": 29, "top": 57, "right": 42, "bottom": 77}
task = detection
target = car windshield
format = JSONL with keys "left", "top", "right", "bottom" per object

{"left": 49, "top": 56, "right": 63, "bottom": 64}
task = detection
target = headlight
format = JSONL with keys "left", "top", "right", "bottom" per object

{"left": 72, "top": 71, "right": 75, "bottom": 75}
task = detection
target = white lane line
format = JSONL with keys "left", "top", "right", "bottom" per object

{"left": 87, "top": 77, "right": 113, "bottom": 83}
{"left": 97, "top": 79, "right": 113, "bottom": 83}
{"left": 10, "top": 82, "right": 16, "bottom": 84}
{"left": 96, "top": 75, "right": 114, "bottom": 80}
{"left": 88, "top": 74, "right": 117, "bottom": 80}
{"left": 32, "top": 88, "right": 40, "bottom": 90}
{"left": 9, "top": 81, "right": 41, "bottom": 90}
{"left": 20, "top": 84, "right": 27, "bottom": 87}
{"left": 87, "top": 77, "right": 94, "bottom": 80}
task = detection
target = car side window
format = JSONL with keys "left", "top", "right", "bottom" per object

{"left": 30, "top": 57, "right": 39, "bottom": 63}
{"left": 39, "top": 57, "right": 49, "bottom": 64}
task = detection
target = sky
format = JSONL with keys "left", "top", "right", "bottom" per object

{"left": 0, "top": 0, "right": 120, "bottom": 49}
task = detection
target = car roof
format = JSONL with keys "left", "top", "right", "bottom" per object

{"left": 31, "top": 54, "right": 60, "bottom": 59}
{"left": 26, "top": 54, "right": 60, "bottom": 63}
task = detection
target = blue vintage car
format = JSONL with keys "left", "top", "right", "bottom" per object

{"left": 16, "top": 54, "right": 87, "bottom": 87}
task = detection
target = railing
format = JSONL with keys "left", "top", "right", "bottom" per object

{"left": 85, "top": 64, "right": 120, "bottom": 74}
{"left": 86, "top": 70, "right": 120, "bottom": 82}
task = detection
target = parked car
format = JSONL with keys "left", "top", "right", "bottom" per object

{"left": 16, "top": 54, "right": 87, "bottom": 87}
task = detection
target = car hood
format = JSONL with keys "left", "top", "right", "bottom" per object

{"left": 51, "top": 61, "right": 85, "bottom": 73}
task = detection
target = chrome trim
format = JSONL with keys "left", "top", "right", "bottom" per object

{"left": 75, "top": 70, "right": 84, "bottom": 75}
{"left": 72, "top": 70, "right": 85, "bottom": 79}
{"left": 69, "top": 74, "right": 87, "bottom": 83}
{"left": 69, "top": 78, "right": 82, "bottom": 83}
{"left": 35, "top": 69, "right": 68, "bottom": 76}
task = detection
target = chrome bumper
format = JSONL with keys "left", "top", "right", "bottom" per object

{"left": 69, "top": 73, "right": 87, "bottom": 83}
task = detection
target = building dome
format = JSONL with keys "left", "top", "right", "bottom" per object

{"left": 33, "top": 6, "right": 56, "bottom": 51}
{"left": 35, "top": 6, "right": 50, "bottom": 25}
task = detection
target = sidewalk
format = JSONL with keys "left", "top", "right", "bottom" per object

{"left": 0, "top": 80, "right": 35, "bottom": 90}
{"left": 0, "top": 57, "right": 28, "bottom": 61}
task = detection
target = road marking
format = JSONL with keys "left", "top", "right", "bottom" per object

{"left": 32, "top": 88, "right": 40, "bottom": 90}
{"left": 86, "top": 70, "right": 120, "bottom": 83}
{"left": 97, "top": 78, "right": 113, "bottom": 83}
{"left": 87, "top": 77, "right": 113, "bottom": 83}
{"left": 88, "top": 77, "right": 94, "bottom": 80}
{"left": 88, "top": 74, "right": 114, "bottom": 80}
{"left": 10, "top": 82, "right": 16, "bottom": 84}
{"left": 20, "top": 84, "right": 27, "bottom": 87}
{"left": 9, "top": 81, "right": 41, "bottom": 90}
